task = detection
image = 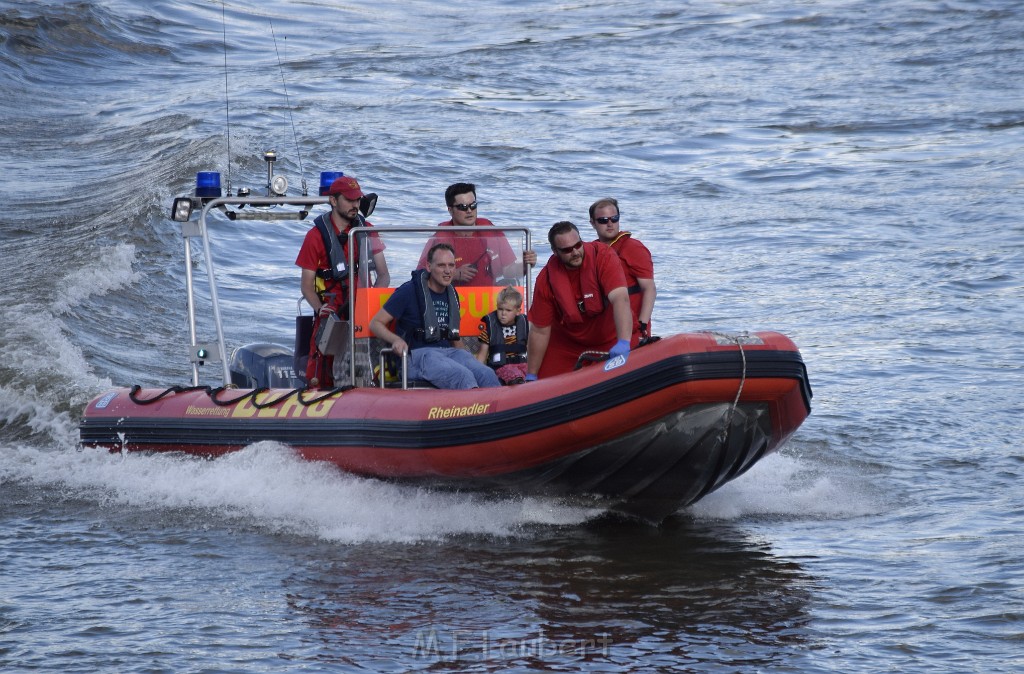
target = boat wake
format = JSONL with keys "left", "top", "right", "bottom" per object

{"left": 0, "top": 441, "right": 605, "bottom": 543}
{"left": 2, "top": 437, "right": 878, "bottom": 544}
{"left": 690, "top": 447, "right": 885, "bottom": 521}
{"left": 0, "top": 241, "right": 139, "bottom": 448}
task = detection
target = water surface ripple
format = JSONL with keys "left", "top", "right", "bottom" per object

{"left": 1, "top": 1, "right": 1022, "bottom": 671}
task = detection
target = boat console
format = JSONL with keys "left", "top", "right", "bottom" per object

{"left": 170, "top": 151, "right": 533, "bottom": 391}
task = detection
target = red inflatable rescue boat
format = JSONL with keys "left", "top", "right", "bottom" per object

{"left": 79, "top": 158, "right": 812, "bottom": 522}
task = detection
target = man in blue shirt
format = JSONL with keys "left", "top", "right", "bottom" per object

{"left": 370, "top": 243, "right": 501, "bottom": 389}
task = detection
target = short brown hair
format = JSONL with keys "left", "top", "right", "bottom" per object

{"left": 588, "top": 197, "right": 619, "bottom": 220}
{"left": 428, "top": 242, "right": 456, "bottom": 263}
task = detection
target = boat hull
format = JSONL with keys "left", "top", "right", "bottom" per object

{"left": 79, "top": 331, "right": 811, "bottom": 521}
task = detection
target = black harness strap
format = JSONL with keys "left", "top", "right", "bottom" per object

{"left": 313, "top": 213, "right": 349, "bottom": 283}
{"left": 410, "top": 269, "right": 461, "bottom": 343}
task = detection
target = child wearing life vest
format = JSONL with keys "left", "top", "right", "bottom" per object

{"left": 476, "top": 286, "right": 529, "bottom": 385}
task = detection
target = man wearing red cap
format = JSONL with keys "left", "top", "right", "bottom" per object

{"left": 295, "top": 175, "right": 390, "bottom": 386}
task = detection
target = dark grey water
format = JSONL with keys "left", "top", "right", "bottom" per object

{"left": 2, "top": 1, "right": 1022, "bottom": 671}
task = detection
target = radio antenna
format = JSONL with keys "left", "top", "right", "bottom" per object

{"left": 270, "top": 20, "right": 307, "bottom": 195}
{"left": 221, "top": 1, "right": 232, "bottom": 195}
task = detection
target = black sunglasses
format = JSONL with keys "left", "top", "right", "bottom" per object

{"left": 595, "top": 214, "right": 620, "bottom": 224}
{"left": 555, "top": 240, "right": 584, "bottom": 254}
{"left": 452, "top": 201, "right": 478, "bottom": 212}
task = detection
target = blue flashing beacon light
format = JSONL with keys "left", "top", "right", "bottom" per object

{"left": 195, "top": 171, "right": 222, "bottom": 198}
{"left": 319, "top": 171, "right": 344, "bottom": 195}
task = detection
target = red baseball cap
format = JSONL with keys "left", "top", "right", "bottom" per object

{"left": 325, "top": 176, "right": 363, "bottom": 200}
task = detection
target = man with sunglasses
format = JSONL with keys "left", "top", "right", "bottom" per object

{"left": 526, "top": 221, "right": 634, "bottom": 379}
{"left": 589, "top": 198, "right": 656, "bottom": 346}
{"left": 416, "top": 183, "right": 537, "bottom": 286}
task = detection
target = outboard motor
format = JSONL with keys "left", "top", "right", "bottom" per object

{"left": 229, "top": 343, "right": 304, "bottom": 389}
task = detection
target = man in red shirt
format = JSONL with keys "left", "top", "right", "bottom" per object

{"left": 295, "top": 175, "right": 390, "bottom": 386}
{"left": 416, "top": 183, "right": 536, "bottom": 286}
{"left": 526, "top": 221, "right": 634, "bottom": 380}
{"left": 590, "top": 197, "right": 656, "bottom": 346}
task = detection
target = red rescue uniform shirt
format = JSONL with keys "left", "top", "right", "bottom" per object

{"left": 417, "top": 218, "right": 518, "bottom": 287}
{"left": 604, "top": 232, "right": 654, "bottom": 337}
{"left": 295, "top": 216, "right": 386, "bottom": 302}
{"left": 529, "top": 242, "right": 627, "bottom": 377}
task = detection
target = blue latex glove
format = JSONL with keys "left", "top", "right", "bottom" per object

{"left": 608, "top": 339, "right": 630, "bottom": 363}
{"left": 525, "top": 373, "right": 538, "bottom": 382}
